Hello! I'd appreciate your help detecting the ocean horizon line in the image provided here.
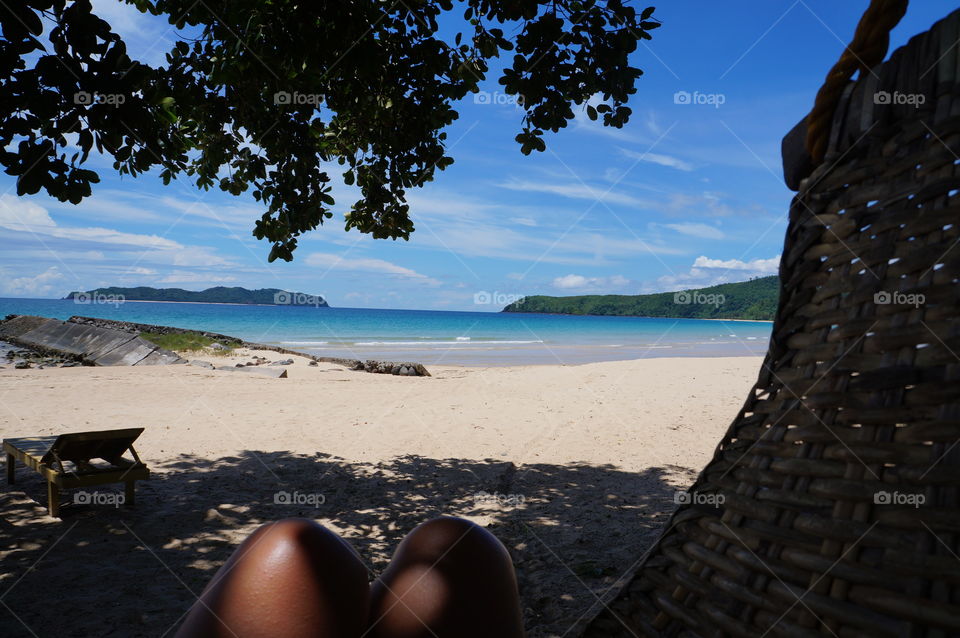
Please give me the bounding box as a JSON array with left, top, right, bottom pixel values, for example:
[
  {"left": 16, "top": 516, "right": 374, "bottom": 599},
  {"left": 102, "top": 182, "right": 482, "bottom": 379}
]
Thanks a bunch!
[
  {"left": 0, "top": 298, "right": 772, "bottom": 366},
  {"left": 0, "top": 295, "right": 774, "bottom": 323}
]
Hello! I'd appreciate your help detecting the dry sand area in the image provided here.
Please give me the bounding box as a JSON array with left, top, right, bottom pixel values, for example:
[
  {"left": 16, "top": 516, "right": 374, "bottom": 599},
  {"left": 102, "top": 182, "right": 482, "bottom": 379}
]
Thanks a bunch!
[{"left": 0, "top": 349, "right": 762, "bottom": 637}]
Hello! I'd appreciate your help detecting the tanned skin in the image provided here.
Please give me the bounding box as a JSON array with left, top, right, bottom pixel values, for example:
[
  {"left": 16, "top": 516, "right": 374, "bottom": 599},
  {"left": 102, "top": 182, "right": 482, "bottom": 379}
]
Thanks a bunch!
[{"left": 176, "top": 517, "right": 525, "bottom": 638}]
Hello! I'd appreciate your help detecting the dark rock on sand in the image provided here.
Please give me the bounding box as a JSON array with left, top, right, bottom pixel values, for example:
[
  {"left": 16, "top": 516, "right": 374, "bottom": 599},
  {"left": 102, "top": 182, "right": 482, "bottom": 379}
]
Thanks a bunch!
[{"left": 362, "top": 359, "right": 429, "bottom": 376}]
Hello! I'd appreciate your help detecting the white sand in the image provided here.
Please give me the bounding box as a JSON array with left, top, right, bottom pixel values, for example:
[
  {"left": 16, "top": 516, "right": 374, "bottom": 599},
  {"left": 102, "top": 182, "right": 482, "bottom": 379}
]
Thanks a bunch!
[{"left": 0, "top": 351, "right": 761, "bottom": 638}]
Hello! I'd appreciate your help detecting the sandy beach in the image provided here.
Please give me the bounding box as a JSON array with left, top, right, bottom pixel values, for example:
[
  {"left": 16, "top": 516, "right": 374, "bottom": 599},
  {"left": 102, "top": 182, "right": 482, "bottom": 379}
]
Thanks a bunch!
[{"left": 0, "top": 351, "right": 761, "bottom": 637}]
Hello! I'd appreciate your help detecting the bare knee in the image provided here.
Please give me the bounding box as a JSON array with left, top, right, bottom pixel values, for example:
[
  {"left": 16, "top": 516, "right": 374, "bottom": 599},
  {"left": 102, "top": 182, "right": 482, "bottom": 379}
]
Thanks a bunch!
[
  {"left": 236, "top": 517, "right": 368, "bottom": 598},
  {"left": 368, "top": 517, "right": 523, "bottom": 638},
  {"left": 249, "top": 517, "right": 364, "bottom": 565},
  {"left": 178, "top": 518, "right": 369, "bottom": 638},
  {"left": 393, "top": 516, "right": 513, "bottom": 569}
]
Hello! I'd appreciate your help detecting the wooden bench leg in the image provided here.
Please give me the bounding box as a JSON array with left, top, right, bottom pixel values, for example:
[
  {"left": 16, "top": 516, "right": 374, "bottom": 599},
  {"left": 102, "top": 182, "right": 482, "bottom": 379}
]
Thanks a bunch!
[
  {"left": 5, "top": 453, "right": 13, "bottom": 484},
  {"left": 125, "top": 480, "right": 135, "bottom": 507},
  {"left": 47, "top": 481, "right": 60, "bottom": 517}
]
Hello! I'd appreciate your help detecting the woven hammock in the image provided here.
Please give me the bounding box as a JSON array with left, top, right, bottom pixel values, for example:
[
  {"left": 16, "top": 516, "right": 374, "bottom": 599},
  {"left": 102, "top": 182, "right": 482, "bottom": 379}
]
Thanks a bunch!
[{"left": 583, "top": 5, "right": 960, "bottom": 637}]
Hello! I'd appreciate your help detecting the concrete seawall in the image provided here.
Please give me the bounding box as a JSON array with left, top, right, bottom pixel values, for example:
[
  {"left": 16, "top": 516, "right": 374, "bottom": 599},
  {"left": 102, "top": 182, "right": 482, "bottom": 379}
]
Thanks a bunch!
[
  {"left": 7, "top": 315, "right": 431, "bottom": 376},
  {"left": 0, "top": 315, "right": 185, "bottom": 366}
]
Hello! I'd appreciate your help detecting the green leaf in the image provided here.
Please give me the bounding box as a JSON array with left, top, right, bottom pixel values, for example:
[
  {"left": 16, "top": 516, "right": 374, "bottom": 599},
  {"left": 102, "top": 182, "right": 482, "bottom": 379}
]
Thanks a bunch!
[{"left": 0, "top": 0, "right": 657, "bottom": 261}]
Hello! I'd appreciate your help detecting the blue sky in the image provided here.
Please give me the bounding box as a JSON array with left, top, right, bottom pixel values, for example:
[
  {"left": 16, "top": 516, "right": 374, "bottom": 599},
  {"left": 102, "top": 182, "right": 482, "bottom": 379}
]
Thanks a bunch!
[{"left": 0, "top": 1, "right": 948, "bottom": 310}]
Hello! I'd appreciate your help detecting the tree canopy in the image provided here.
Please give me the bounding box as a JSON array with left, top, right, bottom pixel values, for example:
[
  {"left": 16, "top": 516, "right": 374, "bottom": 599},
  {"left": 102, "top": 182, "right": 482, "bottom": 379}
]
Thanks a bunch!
[
  {"left": 64, "top": 285, "right": 328, "bottom": 305},
  {"left": 1, "top": 0, "right": 660, "bottom": 260},
  {"left": 503, "top": 276, "right": 780, "bottom": 321}
]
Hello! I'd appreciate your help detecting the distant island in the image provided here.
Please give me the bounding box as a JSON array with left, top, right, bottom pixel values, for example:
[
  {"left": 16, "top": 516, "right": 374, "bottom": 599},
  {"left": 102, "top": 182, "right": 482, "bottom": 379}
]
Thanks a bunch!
[
  {"left": 64, "top": 286, "right": 329, "bottom": 307},
  {"left": 502, "top": 276, "right": 778, "bottom": 321}
]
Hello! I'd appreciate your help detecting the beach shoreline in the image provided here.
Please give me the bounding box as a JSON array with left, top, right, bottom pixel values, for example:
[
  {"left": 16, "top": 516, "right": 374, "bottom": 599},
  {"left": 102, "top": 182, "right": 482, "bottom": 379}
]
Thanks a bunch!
[
  {"left": 0, "top": 301, "right": 775, "bottom": 367},
  {"left": 0, "top": 352, "right": 760, "bottom": 637}
]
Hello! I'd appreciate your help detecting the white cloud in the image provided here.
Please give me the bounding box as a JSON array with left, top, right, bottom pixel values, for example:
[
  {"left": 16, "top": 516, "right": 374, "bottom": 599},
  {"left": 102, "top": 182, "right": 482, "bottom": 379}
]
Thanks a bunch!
[
  {"left": 554, "top": 274, "right": 589, "bottom": 289},
  {"left": 0, "top": 194, "right": 181, "bottom": 250},
  {"left": 660, "top": 222, "right": 725, "bottom": 240},
  {"left": 408, "top": 219, "right": 687, "bottom": 266},
  {"left": 158, "top": 272, "right": 239, "bottom": 284},
  {"left": 664, "top": 191, "right": 768, "bottom": 218},
  {"left": 511, "top": 217, "right": 537, "bottom": 227},
  {"left": 404, "top": 192, "right": 497, "bottom": 220},
  {"left": 89, "top": 0, "right": 175, "bottom": 67},
  {"left": 46, "top": 189, "right": 258, "bottom": 231},
  {"left": 172, "top": 251, "right": 235, "bottom": 267},
  {"left": 90, "top": 0, "right": 152, "bottom": 37},
  {"left": 644, "top": 110, "right": 664, "bottom": 137},
  {"left": 553, "top": 273, "right": 631, "bottom": 292},
  {"left": 0, "top": 195, "right": 243, "bottom": 297},
  {"left": 691, "top": 255, "right": 780, "bottom": 272},
  {"left": 305, "top": 252, "right": 441, "bottom": 285},
  {"left": 0, "top": 266, "right": 65, "bottom": 297},
  {"left": 621, "top": 148, "right": 694, "bottom": 172},
  {"left": 404, "top": 190, "right": 687, "bottom": 268},
  {"left": 496, "top": 178, "right": 654, "bottom": 209},
  {"left": 571, "top": 99, "right": 652, "bottom": 144},
  {"left": 0, "top": 196, "right": 56, "bottom": 230},
  {"left": 654, "top": 255, "right": 781, "bottom": 291},
  {"left": 603, "top": 167, "right": 622, "bottom": 183}
]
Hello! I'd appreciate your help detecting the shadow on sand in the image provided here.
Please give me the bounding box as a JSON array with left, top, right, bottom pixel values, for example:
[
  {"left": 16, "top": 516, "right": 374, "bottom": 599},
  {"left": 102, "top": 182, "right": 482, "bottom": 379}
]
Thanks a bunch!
[{"left": 0, "top": 452, "right": 694, "bottom": 637}]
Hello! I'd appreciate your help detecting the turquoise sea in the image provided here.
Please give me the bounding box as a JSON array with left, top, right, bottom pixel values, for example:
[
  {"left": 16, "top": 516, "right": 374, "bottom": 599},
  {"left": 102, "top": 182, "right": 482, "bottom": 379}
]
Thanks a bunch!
[{"left": 0, "top": 298, "right": 772, "bottom": 365}]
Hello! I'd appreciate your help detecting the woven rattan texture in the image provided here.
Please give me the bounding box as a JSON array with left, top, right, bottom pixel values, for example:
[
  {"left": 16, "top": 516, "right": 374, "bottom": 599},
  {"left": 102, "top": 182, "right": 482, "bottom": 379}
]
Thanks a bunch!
[{"left": 584, "top": 9, "right": 960, "bottom": 638}]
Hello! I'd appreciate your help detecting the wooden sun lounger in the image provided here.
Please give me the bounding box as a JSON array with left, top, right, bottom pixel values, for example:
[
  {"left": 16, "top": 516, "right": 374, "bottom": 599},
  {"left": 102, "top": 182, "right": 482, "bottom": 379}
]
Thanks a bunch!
[{"left": 4, "top": 428, "right": 149, "bottom": 517}]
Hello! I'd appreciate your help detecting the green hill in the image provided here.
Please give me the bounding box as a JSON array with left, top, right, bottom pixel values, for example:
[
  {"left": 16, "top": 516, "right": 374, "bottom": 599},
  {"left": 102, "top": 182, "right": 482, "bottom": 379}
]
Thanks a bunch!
[
  {"left": 64, "top": 286, "right": 329, "bottom": 307},
  {"left": 502, "top": 276, "right": 778, "bottom": 320}
]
